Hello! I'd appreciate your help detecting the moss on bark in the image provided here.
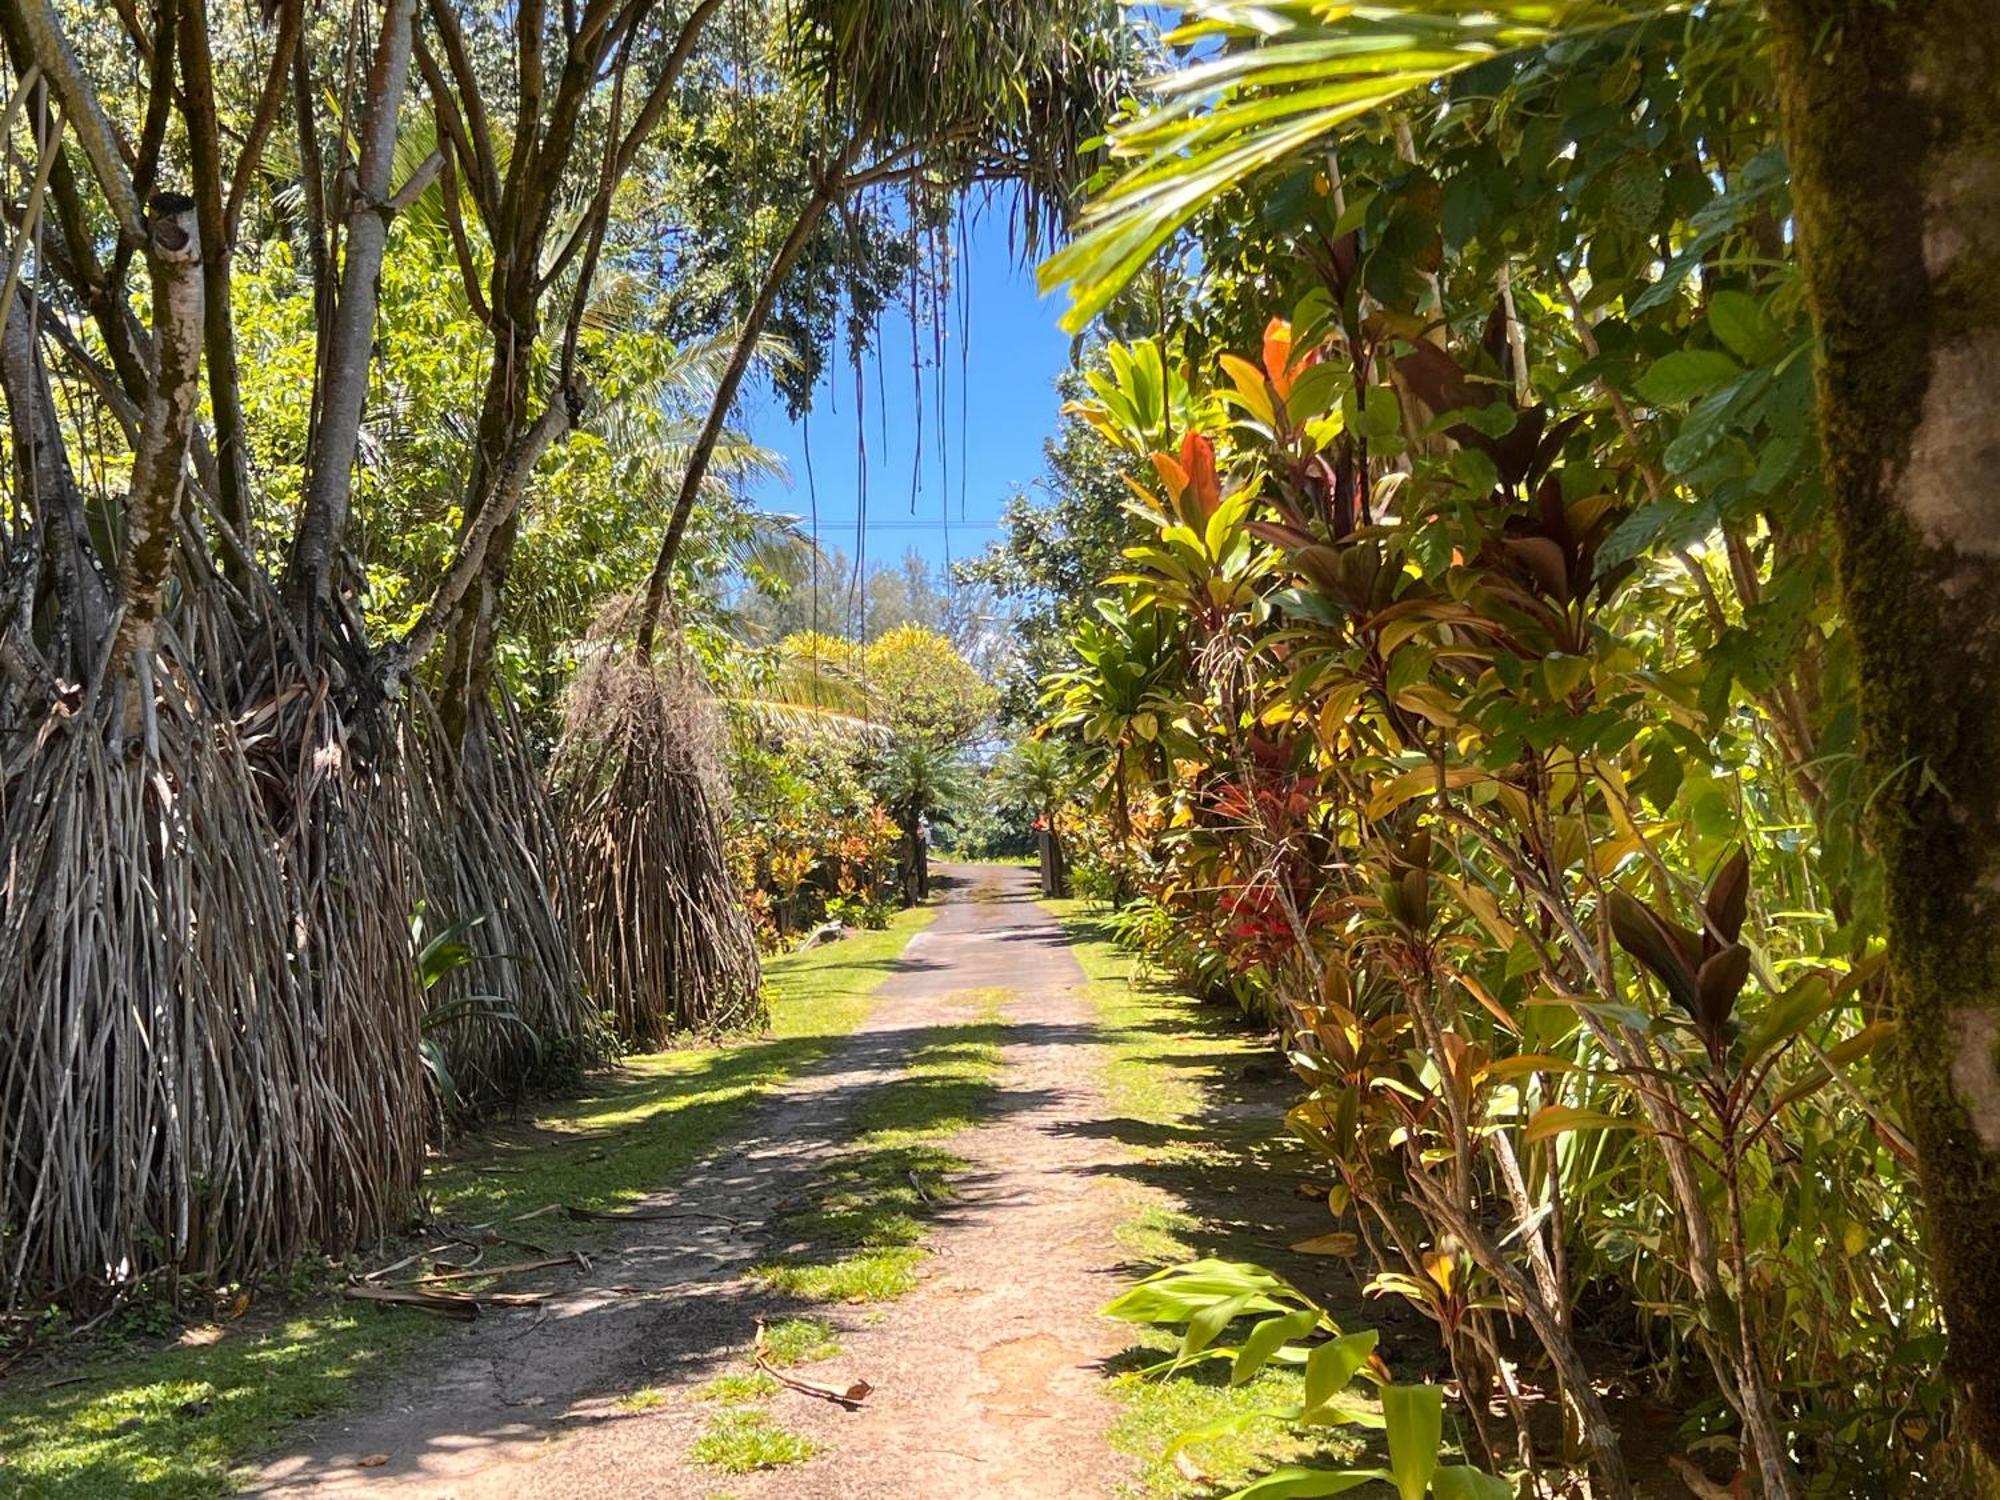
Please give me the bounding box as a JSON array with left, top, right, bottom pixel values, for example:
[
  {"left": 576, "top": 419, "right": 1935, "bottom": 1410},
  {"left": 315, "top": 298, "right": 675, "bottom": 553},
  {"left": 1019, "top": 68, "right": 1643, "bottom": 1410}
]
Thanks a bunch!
[{"left": 1768, "top": 0, "right": 2000, "bottom": 1472}]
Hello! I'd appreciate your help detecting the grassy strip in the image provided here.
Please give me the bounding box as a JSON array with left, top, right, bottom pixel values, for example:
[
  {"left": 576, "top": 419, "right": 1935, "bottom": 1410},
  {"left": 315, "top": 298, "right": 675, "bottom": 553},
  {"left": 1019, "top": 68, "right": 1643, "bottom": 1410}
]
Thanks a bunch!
[
  {"left": 1042, "top": 901, "right": 1368, "bottom": 1499},
  {"left": 0, "top": 908, "right": 936, "bottom": 1500},
  {"left": 750, "top": 990, "right": 1006, "bottom": 1305}
]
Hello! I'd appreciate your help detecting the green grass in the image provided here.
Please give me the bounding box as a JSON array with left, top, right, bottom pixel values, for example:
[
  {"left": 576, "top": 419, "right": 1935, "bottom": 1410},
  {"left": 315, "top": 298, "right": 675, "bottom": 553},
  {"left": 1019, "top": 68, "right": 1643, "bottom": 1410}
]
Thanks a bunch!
[
  {"left": 0, "top": 907, "right": 937, "bottom": 1500},
  {"left": 693, "top": 1371, "right": 780, "bottom": 1404},
  {"left": 688, "top": 1408, "right": 822, "bottom": 1473},
  {"left": 617, "top": 1386, "right": 670, "bottom": 1412},
  {"left": 429, "top": 906, "right": 943, "bottom": 1231},
  {"left": 1041, "top": 901, "right": 1371, "bottom": 1499},
  {"left": 757, "top": 1318, "right": 841, "bottom": 1366},
  {"left": 750, "top": 994, "right": 1006, "bottom": 1306},
  {"left": 0, "top": 1310, "right": 433, "bottom": 1500}
]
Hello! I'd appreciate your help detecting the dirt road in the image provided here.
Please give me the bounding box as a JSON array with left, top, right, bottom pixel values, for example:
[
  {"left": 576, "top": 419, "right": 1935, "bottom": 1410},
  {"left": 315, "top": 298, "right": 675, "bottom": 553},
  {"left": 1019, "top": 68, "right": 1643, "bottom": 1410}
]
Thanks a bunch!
[{"left": 253, "top": 864, "right": 1136, "bottom": 1499}]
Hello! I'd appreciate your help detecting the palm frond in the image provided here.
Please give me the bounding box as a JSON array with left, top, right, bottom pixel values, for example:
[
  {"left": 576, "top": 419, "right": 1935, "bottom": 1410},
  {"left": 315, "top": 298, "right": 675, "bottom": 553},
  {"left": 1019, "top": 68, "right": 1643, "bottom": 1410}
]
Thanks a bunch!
[{"left": 1042, "top": 0, "right": 1681, "bottom": 329}]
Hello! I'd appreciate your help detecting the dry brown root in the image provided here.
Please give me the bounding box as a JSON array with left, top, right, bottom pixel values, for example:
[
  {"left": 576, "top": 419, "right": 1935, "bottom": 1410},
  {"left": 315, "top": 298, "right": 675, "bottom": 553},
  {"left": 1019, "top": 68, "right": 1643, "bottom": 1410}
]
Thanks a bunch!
[{"left": 0, "top": 633, "right": 426, "bottom": 1310}]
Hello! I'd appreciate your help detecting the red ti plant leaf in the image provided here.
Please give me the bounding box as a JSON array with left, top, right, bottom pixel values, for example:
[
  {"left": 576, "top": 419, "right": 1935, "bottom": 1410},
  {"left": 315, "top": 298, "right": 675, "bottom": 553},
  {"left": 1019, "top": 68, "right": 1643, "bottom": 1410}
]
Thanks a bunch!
[
  {"left": 1501, "top": 536, "right": 1570, "bottom": 600},
  {"left": 1247, "top": 519, "right": 1319, "bottom": 553},
  {"left": 1694, "top": 941, "right": 1752, "bottom": 1056},
  {"left": 1703, "top": 846, "right": 1751, "bottom": 954},
  {"left": 1398, "top": 867, "right": 1431, "bottom": 935},
  {"left": 1608, "top": 889, "right": 1701, "bottom": 1017}
]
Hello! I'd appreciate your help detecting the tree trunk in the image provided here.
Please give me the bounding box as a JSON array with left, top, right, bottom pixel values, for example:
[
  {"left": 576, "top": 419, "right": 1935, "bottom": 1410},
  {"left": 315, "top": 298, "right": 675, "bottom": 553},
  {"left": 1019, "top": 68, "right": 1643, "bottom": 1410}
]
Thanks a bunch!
[
  {"left": 435, "top": 509, "right": 519, "bottom": 747},
  {"left": 394, "top": 388, "right": 573, "bottom": 686},
  {"left": 108, "top": 195, "right": 204, "bottom": 677},
  {"left": 286, "top": 0, "right": 418, "bottom": 619},
  {"left": 178, "top": 0, "right": 254, "bottom": 579},
  {"left": 1768, "top": 0, "right": 2000, "bottom": 1468},
  {"left": 0, "top": 252, "right": 109, "bottom": 669},
  {"left": 1037, "top": 826, "right": 1066, "bottom": 898},
  {"left": 900, "top": 825, "right": 921, "bottom": 908}
]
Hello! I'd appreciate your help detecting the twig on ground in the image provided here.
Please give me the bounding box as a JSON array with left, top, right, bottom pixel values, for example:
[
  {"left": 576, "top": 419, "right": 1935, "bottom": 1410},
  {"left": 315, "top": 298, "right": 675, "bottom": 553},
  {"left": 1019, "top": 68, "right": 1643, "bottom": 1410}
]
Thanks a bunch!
[
  {"left": 754, "top": 1353, "right": 874, "bottom": 1409},
  {"left": 404, "top": 1251, "right": 589, "bottom": 1286}
]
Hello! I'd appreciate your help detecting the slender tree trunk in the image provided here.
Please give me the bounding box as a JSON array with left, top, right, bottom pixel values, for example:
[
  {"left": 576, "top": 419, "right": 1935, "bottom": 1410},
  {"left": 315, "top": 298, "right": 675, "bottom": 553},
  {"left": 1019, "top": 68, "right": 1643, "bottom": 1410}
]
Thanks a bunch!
[
  {"left": 1768, "top": 0, "right": 2000, "bottom": 1471},
  {"left": 108, "top": 195, "right": 204, "bottom": 675},
  {"left": 5, "top": 0, "right": 144, "bottom": 244},
  {"left": 633, "top": 146, "right": 859, "bottom": 658},
  {"left": 394, "top": 389, "right": 573, "bottom": 681},
  {"left": 286, "top": 0, "right": 418, "bottom": 619},
  {"left": 433, "top": 348, "right": 525, "bottom": 741},
  {"left": 435, "top": 509, "right": 519, "bottom": 746},
  {"left": 178, "top": 0, "right": 254, "bottom": 577},
  {"left": 1037, "top": 825, "right": 1066, "bottom": 898},
  {"left": 0, "top": 252, "right": 108, "bottom": 668}
]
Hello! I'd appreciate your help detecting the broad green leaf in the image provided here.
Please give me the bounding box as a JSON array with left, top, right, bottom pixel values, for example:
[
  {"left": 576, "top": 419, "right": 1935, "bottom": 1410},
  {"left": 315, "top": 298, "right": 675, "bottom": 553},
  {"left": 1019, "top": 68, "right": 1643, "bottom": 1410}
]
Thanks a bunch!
[
  {"left": 1636, "top": 348, "right": 1742, "bottom": 405},
  {"left": 1304, "top": 1329, "right": 1378, "bottom": 1414},
  {"left": 1433, "top": 1467, "right": 1514, "bottom": 1500},
  {"left": 1383, "top": 1384, "right": 1443, "bottom": 1500},
  {"left": 1222, "top": 1465, "right": 1391, "bottom": 1499},
  {"left": 1182, "top": 1292, "right": 1256, "bottom": 1360},
  {"left": 1707, "top": 290, "right": 1783, "bottom": 365},
  {"left": 1740, "top": 975, "right": 1833, "bottom": 1068},
  {"left": 1232, "top": 1308, "right": 1322, "bottom": 1385}
]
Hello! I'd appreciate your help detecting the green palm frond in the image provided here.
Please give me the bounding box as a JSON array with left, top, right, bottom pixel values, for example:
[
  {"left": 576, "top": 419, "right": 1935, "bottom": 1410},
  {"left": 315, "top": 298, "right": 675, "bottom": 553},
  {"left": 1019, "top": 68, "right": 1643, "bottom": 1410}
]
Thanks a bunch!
[
  {"left": 1041, "top": 0, "right": 1680, "bottom": 330},
  {"left": 731, "top": 696, "right": 891, "bottom": 743}
]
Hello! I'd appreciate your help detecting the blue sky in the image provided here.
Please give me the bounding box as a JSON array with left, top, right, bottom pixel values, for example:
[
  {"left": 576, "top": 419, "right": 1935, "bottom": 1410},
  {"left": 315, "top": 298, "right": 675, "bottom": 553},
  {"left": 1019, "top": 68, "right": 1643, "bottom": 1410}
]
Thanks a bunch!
[{"left": 738, "top": 206, "right": 1076, "bottom": 573}]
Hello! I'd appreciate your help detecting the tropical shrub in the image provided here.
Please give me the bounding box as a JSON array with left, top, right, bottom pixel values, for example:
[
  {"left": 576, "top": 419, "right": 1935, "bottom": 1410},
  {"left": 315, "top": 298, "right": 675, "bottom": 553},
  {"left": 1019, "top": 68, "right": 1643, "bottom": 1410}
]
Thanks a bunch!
[{"left": 1031, "top": 9, "right": 1950, "bottom": 1480}]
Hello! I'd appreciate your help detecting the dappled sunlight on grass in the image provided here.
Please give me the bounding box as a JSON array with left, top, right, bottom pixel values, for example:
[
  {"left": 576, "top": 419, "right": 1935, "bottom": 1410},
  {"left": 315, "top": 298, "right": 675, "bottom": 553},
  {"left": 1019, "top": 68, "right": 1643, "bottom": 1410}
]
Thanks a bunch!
[
  {"left": 750, "top": 995, "right": 1007, "bottom": 1306},
  {"left": 0, "top": 1308, "right": 431, "bottom": 1499},
  {"left": 0, "top": 906, "right": 938, "bottom": 1499},
  {"left": 432, "top": 906, "right": 941, "bottom": 1230},
  {"left": 1042, "top": 900, "right": 1382, "bottom": 1499}
]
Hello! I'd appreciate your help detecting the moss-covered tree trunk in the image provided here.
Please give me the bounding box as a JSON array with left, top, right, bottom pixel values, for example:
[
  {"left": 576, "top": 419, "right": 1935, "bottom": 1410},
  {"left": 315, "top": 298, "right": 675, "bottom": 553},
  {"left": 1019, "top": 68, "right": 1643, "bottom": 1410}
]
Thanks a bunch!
[{"left": 1768, "top": 0, "right": 2000, "bottom": 1468}]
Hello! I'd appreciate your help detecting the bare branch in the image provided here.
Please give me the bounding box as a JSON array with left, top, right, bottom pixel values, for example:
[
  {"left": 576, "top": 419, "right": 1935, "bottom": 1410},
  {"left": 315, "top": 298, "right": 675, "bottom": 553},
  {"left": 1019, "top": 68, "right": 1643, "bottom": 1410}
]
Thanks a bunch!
[
  {"left": 5, "top": 0, "right": 145, "bottom": 243},
  {"left": 224, "top": 0, "right": 303, "bottom": 243}
]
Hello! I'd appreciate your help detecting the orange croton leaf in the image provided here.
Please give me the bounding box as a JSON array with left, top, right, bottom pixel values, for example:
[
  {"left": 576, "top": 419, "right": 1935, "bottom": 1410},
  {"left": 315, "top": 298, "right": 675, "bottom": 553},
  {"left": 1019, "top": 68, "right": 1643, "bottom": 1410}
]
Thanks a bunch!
[
  {"left": 1262, "top": 317, "right": 1322, "bottom": 406},
  {"left": 1263, "top": 318, "right": 1295, "bottom": 399},
  {"left": 1180, "top": 430, "right": 1221, "bottom": 517},
  {"left": 1150, "top": 449, "right": 1190, "bottom": 501}
]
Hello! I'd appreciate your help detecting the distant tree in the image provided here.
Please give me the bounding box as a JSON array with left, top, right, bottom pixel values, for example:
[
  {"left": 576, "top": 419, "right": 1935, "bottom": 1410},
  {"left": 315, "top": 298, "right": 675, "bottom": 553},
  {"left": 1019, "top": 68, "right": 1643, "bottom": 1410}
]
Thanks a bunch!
[
  {"left": 872, "top": 739, "right": 968, "bottom": 903},
  {"left": 863, "top": 624, "right": 998, "bottom": 750},
  {"left": 996, "top": 738, "right": 1075, "bottom": 896},
  {"left": 740, "top": 546, "right": 1013, "bottom": 673}
]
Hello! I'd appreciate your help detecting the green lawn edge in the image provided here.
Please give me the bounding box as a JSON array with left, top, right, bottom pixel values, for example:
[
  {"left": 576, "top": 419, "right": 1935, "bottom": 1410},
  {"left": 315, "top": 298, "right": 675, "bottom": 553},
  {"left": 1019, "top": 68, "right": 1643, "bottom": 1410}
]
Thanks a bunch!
[{"left": 1040, "top": 899, "right": 1370, "bottom": 1499}]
